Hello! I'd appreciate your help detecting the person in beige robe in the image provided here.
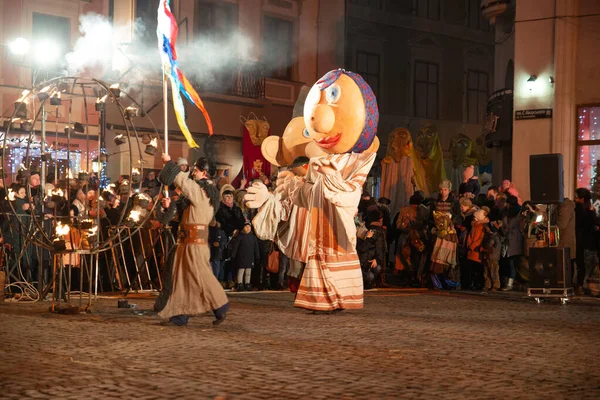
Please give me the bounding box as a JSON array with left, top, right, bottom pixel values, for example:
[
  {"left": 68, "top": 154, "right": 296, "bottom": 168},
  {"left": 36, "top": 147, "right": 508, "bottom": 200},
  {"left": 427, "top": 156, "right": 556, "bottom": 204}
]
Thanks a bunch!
[{"left": 157, "top": 154, "right": 229, "bottom": 326}]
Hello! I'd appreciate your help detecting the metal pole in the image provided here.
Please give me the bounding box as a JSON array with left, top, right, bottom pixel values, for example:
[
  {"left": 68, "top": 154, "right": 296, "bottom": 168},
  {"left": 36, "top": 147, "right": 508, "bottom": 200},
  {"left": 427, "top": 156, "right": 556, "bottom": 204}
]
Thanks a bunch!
[{"left": 163, "top": 70, "right": 169, "bottom": 155}]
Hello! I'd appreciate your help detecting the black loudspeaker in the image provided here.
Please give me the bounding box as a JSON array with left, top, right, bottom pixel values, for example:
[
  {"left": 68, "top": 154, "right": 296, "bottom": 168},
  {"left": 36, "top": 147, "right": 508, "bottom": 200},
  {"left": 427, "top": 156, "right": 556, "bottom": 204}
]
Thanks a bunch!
[
  {"left": 529, "top": 154, "right": 564, "bottom": 204},
  {"left": 529, "top": 247, "right": 572, "bottom": 289}
]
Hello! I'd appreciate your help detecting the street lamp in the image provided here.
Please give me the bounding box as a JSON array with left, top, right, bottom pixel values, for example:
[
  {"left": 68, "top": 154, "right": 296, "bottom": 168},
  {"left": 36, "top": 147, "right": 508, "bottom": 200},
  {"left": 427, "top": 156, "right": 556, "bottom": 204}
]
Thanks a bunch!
[
  {"left": 526, "top": 75, "right": 537, "bottom": 92},
  {"left": 32, "top": 40, "right": 61, "bottom": 67},
  {"left": 7, "top": 37, "right": 30, "bottom": 56}
]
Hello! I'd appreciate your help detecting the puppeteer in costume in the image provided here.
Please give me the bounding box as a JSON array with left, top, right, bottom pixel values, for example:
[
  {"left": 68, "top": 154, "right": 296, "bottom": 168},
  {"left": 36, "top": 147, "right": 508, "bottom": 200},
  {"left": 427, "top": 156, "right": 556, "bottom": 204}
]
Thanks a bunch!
[
  {"left": 157, "top": 156, "right": 229, "bottom": 326},
  {"left": 247, "top": 86, "right": 322, "bottom": 292},
  {"left": 271, "top": 69, "right": 379, "bottom": 311},
  {"left": 380, "top": 128, "right": 415, "bottom": 219}
]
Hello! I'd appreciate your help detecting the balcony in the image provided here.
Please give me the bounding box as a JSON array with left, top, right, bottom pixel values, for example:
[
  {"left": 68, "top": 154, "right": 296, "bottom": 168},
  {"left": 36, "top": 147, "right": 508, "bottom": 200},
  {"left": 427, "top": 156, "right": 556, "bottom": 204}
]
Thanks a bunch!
[
  {"left": 188, "top": 59, "right": 265, "bottom": 100},
  {"left": 481, "top": 0, "right": 512, "bottom": 24}
]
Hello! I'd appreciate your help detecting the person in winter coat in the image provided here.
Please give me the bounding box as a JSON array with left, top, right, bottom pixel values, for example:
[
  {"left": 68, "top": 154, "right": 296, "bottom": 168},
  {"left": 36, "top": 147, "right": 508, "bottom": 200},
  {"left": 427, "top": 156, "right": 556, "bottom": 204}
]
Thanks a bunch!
[
  {"left": 208, "top": 218, "right": 228, "bottom": 281},
  {"left": 556, "top": 197, "right": 576, "bottom": 285},
  {"left": 574, "top": 188, "right": 600, "bottom": 294},
  {"left": 464, "top": 208, "right": 488, "bottom": 290},
  {"left": 230, "top": 222, "right": 260, "bottom": 291},
  {"left": 357, "top": 207, "right": 387, "bottom": 289},
  {"left": 500, "top": 195, "right": 524, "bottom": 291},
  {"left": 215, "top": 189, "right": 246, "bottom": 289},
  {"left": 459, "top": 165, "right": 480, "bottom": 199},
  {"left": 482, "top": 221, "right": 502, "bottom": 291}
]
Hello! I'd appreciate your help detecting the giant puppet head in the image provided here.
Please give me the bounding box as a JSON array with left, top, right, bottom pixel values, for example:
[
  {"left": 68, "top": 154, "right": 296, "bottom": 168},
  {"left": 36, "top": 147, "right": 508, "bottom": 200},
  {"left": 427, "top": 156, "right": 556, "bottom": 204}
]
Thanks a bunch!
[
  {"left": 385, "top": 128, "right": 413, "bottom": 163},
  {"left": 303, "top": 69, "right": 379, "bottom": 154}
]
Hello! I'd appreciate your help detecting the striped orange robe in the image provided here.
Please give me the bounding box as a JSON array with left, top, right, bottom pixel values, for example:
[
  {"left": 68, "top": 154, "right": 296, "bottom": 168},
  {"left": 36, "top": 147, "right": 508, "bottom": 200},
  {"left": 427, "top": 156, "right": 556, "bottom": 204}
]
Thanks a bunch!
[{"left": 287, "top": 151, "right": 376, "bottom": 311}]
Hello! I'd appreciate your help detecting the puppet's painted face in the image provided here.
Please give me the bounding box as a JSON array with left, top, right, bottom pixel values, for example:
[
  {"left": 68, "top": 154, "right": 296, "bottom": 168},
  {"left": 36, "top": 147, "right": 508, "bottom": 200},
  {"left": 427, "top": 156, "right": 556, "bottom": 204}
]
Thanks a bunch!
[
  {"left": 245, "top": 119, "right": 269, "bottom": 146},
  {"left": 414, "top": 125, "right": 438, "bottom": 159},
  {"left": 387, "top": 128, "right": 412, "bottom": 162},
  {"left": 303, "top": 74, "right": 366, "bottom": 154},
  {"left": 450, "top": 134, "right": 472, "bottom": 167}
]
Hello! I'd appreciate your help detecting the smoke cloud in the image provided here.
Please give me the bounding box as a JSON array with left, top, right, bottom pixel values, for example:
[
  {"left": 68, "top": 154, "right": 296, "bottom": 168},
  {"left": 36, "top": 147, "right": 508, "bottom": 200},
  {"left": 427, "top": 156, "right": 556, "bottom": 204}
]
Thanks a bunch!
[{"left": 64, "top": 12, "right": 255, "bottom": 92}]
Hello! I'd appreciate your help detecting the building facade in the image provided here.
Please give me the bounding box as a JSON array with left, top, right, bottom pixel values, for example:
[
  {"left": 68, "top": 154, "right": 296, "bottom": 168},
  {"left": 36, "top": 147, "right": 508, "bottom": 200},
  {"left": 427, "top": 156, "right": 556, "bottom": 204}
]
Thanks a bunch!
[
  {"left": 344, "top": 0, "right": 495, "bottom": 169},
  {"left": 0, "top": 0, "right": 345, "bottom": 182},
  {"left": 483, "top": 0, "right": 600, "bottom": 201}
]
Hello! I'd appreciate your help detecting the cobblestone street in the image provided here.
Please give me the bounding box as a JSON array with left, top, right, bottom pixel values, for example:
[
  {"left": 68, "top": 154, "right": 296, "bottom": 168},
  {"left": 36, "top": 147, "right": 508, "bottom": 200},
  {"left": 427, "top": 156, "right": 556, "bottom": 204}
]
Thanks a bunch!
[{"left": 1, "top": 289, "right": 599, "bottom": 399}]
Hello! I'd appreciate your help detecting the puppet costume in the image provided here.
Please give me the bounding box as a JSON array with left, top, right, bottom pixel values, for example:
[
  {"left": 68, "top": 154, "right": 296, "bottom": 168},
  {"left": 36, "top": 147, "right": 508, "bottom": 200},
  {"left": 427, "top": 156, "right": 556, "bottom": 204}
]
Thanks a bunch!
[
  {"left": 157, "top": 162, "right": 229, "bottom": 322},
  {"left": 413, "top": 125, "right": 446, "bottom": 197},
  {"left": 282, "top": 152, "right": 375, "bottom": 310},
  {"left": 380, "top": 128, "right": 416, "bottom": 219}
]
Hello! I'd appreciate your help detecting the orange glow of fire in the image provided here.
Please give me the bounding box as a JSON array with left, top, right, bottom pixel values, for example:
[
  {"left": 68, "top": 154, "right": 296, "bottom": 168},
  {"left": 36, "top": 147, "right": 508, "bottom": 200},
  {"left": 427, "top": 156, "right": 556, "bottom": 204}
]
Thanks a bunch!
[{"left": 55, "top": 222, "right": 70, "bottom": 237}]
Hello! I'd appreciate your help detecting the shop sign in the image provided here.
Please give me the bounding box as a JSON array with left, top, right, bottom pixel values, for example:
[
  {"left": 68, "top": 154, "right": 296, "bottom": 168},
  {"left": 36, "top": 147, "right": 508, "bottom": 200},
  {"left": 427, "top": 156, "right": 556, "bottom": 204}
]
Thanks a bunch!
[{"left": 515, "top": 109, "right": 553, "bottom": 120}]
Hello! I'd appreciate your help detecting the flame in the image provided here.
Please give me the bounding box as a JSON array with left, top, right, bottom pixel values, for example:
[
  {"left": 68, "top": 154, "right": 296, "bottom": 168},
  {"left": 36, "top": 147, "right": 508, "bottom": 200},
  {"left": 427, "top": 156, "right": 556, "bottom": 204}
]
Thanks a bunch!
[
  {"left": 47, "top": 189, "right": 52, "bottom": 197},
  {"left": 17, "top": 90, "right": 30, "bottom": 103},
  {"left": 52, "top": 188, "right": 64, "bottom": 197},
  {"left": 88, "top": 225, "right": 98, "bottom": 236},
  {"left": 110, "top": 83, "right": 120, "bottom": 89},
  {"left": 7, "top": 188, "right": 15, "bottom": 201},
  {"left": 19, "top": 163, "right": 25, "bottom": 170},
  {"left": 149, "top": 137, "right": 158, "bottom": 147},
  {"left": 129, "top": 209, "right": 141, "bottom": 222},
  {"left": 96, "top": 94, "right": 108, "bottom": 104},
  {"left": 55, "top": 222, "right": 70, "bottom": 236},
  {"left": 138, "top": 192, "right": 150, "bottom": 201},
  {"left": 132, "top": 168, "right": 140, "bottom": 175}
]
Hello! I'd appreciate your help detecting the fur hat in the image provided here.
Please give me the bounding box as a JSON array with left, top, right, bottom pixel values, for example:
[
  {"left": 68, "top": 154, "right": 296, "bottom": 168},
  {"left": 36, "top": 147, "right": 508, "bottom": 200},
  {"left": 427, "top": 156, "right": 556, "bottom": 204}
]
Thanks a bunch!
[
  {"left": 177, "top": 157, "right": 188, "bottom": 166},
  {"left": 439, "top": 180, "right": 452, "bottom": 190}
]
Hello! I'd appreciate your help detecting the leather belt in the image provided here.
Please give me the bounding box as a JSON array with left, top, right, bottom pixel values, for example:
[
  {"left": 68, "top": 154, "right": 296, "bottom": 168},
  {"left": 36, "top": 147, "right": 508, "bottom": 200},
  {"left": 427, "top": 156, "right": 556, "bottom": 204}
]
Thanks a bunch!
[{"left": 178, "top": 223, "right": 209, "bottom": 245}]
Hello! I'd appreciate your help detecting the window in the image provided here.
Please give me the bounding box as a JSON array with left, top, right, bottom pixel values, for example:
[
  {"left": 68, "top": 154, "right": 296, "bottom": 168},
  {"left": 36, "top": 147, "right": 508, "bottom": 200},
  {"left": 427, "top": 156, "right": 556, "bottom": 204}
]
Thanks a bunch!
[
  {"left": 31, "top": 13, "right": 70, "bottom": 75},
  {"left": 414, "top": 61, "right": 438, "bottom": 118},
  {"left": 467, "top": 70, "right": 488, "bottom": 124},
  {"left": 263, "top": 16, "right": 294, "bottom": 80},
  {"left": 467, "top": 0, "right": 490, "bottom": 31},
  {"left": 356, "top": 51, "right": 380, "bottom": 99},
  {"left": 348, "top": 0, "right": 383, "bottom": 9},
  {"left": 195, "top": 0, "right": 238, "bottom": 41},
  {"left": 576, "top": 106, "right": 600, "bottom": 189},
  {"left": 415, "top": 0, "right": 440, "bottom": 20},
  {"left": 135, "top": 0, "right": 159, "bottom": 45}
]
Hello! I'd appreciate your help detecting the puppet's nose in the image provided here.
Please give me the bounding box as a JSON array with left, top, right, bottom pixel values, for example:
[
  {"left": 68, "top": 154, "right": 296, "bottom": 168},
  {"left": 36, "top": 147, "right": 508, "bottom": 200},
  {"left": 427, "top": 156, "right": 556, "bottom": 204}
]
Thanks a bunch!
[{"left": 310, "top": 104, "right": 335, "bottom": 133}]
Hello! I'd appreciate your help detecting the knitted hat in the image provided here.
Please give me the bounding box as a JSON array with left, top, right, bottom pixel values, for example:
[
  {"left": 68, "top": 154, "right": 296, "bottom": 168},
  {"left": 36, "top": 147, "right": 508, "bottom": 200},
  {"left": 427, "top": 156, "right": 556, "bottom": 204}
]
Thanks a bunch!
[
  {"left": 177, "top": 157, "right": 188, "bottom": 166},
  {"left": 474, "top": 209, "right": 487, "bottom": 222},
  {"left": 315, "top": 69, "right": 378, "bottom": 153},
  {"left": 439, "top": 180, "right": 452, "bottom": 190}
]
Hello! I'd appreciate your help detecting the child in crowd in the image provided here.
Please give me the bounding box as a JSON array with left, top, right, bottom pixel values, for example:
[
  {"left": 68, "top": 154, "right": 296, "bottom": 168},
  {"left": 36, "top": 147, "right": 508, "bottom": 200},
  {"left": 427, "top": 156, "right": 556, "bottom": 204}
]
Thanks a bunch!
[
  {"left": 483, "top": 220, "right": 502, "bottom": 291},
  {"left": 230, "top": 222, "right": 260, "bottom": 291},
  {"left": 208, "top": 218, "right": 227, "bottom": 282},
  {"left": 464, "top": 208, "right": 489, "bottom": 290}
]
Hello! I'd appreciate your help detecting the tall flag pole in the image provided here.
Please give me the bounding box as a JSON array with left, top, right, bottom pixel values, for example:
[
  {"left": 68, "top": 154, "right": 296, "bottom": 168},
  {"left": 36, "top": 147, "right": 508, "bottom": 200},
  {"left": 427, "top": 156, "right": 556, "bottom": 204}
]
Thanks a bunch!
[{"left": 157, "top": 0, "right": 213, "bottom": 151}]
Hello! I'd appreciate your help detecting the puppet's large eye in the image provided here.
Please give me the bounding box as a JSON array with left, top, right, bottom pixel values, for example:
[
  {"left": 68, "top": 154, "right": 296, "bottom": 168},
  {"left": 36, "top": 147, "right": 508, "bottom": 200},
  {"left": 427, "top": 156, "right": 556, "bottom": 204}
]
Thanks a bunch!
[
  {"left": 325, "top": 84, "right": 341, "bottom": 104},
  {"left": 302, "top": 128, "right": 310, "bottom": 138}
]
